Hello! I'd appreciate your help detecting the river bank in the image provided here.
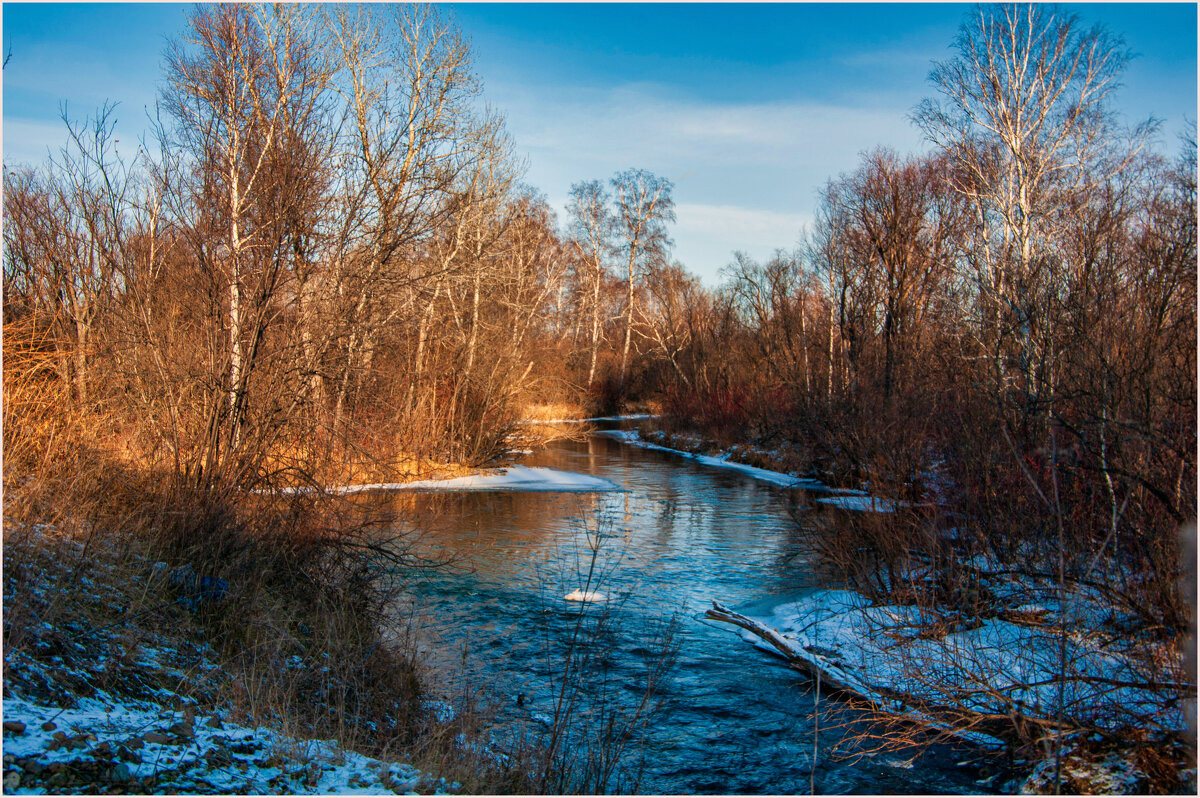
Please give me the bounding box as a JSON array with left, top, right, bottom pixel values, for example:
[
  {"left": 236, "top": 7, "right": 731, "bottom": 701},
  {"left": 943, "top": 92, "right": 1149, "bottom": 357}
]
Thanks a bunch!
[
  {"left": 7, "top": 418, "right": 1190, "bottom": 795},
  {"left": 1, "top": 524, "right": 484, "bottom": 795},
  {"left": 601, "top": 421, "right": 1194, "bottom": 793},
  {"left": 0, "top": 445, "right": 558, "bottom": 798}
]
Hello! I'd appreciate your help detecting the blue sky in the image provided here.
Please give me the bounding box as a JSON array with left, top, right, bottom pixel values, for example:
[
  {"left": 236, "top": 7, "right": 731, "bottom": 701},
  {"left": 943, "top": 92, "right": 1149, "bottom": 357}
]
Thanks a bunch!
[{"left": 4, "top": 2, "right": 1195, "bottom": 284}]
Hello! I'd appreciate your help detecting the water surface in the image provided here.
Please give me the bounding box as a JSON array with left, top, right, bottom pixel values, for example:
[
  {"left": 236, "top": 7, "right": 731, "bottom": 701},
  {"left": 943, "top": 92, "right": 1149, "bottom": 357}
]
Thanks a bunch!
[{"left": 377, "top": 431, "right": 1000, "bottom": 794}]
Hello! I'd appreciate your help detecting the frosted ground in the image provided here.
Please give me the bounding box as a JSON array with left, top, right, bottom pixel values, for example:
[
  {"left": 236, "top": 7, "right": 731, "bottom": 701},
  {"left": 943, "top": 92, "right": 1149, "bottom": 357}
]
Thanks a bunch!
[
  {"left": 590, "top": 426, "right": 1192, "bottom": 791},
  {"left": 1, "top": 529, "right": 466, "bottom": 795}
]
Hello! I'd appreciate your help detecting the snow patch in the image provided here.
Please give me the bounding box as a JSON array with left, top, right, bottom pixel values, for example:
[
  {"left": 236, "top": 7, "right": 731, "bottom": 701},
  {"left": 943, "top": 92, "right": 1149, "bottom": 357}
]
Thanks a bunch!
[
  {"left": 815, "top": 495, "right": 905, "bottom": 513},
  {"left": 564, "top": 589, "right": 608, "bottom": 603},
  {"left": 720, "top": 585, "right": 1187, "bottom": 744},
  {"left": 287, "top": 466, "right": 622, "bottom": 495}
]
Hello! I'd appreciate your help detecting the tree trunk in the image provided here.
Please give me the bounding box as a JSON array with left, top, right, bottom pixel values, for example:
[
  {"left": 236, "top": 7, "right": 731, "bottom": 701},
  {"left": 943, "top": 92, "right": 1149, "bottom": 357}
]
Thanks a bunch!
[
  {"left": 227, "top": 131, "right": 245, "bottom": 453},
  {"left": 588, "top": 264, "right": 602, "bottom": 386},
  {"left": 620, "top": 247, "right": 637, "bottom": 388}
]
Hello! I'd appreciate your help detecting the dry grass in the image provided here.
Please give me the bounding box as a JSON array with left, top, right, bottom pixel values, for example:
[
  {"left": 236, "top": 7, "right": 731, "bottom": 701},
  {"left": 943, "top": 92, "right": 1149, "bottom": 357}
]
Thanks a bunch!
[
  {"left": 260, "top": 438, "right": 479, "bottom": 490},
  {"left": 1, "top": 321, "right": 542, "bottom": 793},
  {"left": 519, "top": 401, "right": 588, "bottom": 422},
  {"left": 505, "top": 400, "right": 592, "bottom": 451}
]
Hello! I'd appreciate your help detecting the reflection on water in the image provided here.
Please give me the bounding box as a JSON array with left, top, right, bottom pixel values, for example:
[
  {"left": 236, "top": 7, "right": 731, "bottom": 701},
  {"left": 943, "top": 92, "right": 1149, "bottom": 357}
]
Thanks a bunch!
[{"left": 368, "top": 433, "right": 996, "bottom": 794}]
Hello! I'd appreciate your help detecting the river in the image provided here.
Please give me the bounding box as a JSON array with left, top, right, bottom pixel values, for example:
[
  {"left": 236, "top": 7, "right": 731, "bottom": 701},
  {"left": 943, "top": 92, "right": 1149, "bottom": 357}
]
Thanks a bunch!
[{"left": 373, "top": 428, "right": 1004, "bottom": 794}]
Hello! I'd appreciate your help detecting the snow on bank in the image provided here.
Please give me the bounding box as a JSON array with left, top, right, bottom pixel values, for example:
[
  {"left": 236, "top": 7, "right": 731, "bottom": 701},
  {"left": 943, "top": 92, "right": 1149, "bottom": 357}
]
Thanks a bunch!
[
  {"left": 815, "top": 495, "right": 906, "bottom": 513},
  {"left": 2, "top": 527, "right": 467, "bottom": 795},
  {"left": 595, "top": 429, "right": 883, "bottom": 500},
  {"left": 286, "top": 466, "right": 622, "bottom": 496},
  {"left": 594, "top": 429, "right": 813, "bottom": 488},
  {"left": 720, "top": 585, "right": 1187, "bottom": 746},
  {"left": 1, "top": 688, "right": 452, "bottom": 795}
]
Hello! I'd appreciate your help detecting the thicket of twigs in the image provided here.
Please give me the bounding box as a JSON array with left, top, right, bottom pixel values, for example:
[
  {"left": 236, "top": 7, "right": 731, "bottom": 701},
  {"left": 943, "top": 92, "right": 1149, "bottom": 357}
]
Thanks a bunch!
[
  {"left": 646, "top": 4, "right": 1196, "bottom": 782},
  {"left": 0, "top": 4, "right": 675, "bottom": 792},
  {"left": 652, "top": 2, "right": 1195, "bottom": 644}
]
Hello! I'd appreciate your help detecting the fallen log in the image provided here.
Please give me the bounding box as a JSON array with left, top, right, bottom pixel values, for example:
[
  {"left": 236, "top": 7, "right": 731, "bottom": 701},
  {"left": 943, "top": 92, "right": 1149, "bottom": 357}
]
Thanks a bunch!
[
  {"left": 704, "top": 600, "right": 1063, "bottom": 746},
  {"left": 704, "top": 601, "right": 864, "bottom": 695}
]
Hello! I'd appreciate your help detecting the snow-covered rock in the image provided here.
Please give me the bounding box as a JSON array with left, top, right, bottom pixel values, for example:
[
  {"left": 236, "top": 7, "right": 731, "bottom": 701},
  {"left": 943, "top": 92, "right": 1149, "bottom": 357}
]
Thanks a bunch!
[{"left": 563, "top": 589, "right": 608, "bottom": 603}]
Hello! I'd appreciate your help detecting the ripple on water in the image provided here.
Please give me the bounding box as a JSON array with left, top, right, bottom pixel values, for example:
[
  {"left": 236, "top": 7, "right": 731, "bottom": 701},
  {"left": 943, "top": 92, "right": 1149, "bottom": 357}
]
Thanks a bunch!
[{"left": 383, "top": 435, "right": 1006, "bottom": 795}]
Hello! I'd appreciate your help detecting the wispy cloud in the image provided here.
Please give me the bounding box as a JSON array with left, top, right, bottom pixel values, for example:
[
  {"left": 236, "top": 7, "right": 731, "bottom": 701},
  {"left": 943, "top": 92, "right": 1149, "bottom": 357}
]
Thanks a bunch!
[
  {"left": 3, "top": 116, "right": 157, "bottom": 170},
  {"left": 492, "top": 81, "right": 927, "bottom": 282},
  {"left": 673, "top": 203, "right": 814, "bottom": 282},
  {"left": 2, "top": 118, "right": 74, "bottom": 167},
  {"left": 504, "top": 83, "right": 926, "bottom": 172}
]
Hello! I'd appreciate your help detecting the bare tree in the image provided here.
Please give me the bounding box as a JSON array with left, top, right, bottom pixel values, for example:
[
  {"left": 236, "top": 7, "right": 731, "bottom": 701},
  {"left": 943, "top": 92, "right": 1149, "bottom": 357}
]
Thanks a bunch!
[
  {"left": 639, "top": 260, "right": 702, "bottom": 389},
  {"left": 2, "top": 102, "right": 144, "bottom": 407},
  {"left": 324, "top": 3, "right": 488, "bottom": 434},
  {"left": 913, "top": 3, "right": 1154, "bottom": 404},
  {"left": 836, "top": 149, "right": 966, "bottom": 400},
  {"left": 159, "top": 3, "right": 335, "bottom": 483},
  {"left": 611, "top": 169, "right": 674, "bottom": 390},
  {"left": 567, "top": 180, "right": 615, "bottom": 387}
]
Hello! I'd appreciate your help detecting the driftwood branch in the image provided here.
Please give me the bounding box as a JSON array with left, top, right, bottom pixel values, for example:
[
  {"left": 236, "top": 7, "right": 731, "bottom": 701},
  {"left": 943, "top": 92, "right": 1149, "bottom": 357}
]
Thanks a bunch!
[
  {"left": 705, "top": 601, "right": 861, "bottom": 694},
  {"left": 704, "top": 600, "right": 1066, "bottom": 745}
]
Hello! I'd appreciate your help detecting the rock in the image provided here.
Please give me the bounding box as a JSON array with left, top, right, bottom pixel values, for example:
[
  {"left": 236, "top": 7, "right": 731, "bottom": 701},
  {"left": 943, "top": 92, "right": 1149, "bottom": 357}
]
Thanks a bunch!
[
  {"left": 2, "top": 721, "right": 26, "bottom": 735},
  {"left": 40, "top": 721, "right": 56, "bottom": 732},
  {"left": 143, "top": 732, "right": 173, "bottom": 745},
  {"left": 390, "top": 774, "right": 423, "bottom": 792},
  {"left": 3, "top": 771, "right": 20, "bottom": 791},
  {"left": 204, "top": 715, "right": 223, "bottom": 730},
  {"left": 167, "top": 721, "right": 194, "bottom": 739},
  {"left": 110, "top": 762, "right": 131, "bottom": 782},
  {"left": 229, "top": 740, "right": 261, "bottom": 755},
  {"left": 204, "top": 748, "right": 233, "bottom": 768}
]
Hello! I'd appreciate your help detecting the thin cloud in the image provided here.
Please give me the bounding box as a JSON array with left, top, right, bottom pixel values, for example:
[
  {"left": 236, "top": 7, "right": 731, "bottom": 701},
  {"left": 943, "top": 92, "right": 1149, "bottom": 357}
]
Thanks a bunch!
[
  {"left": 2, "top": 118, "right": 74, "bottom": 167},
  {"left": 673, "top": 203, "right": 813, "bottom": 283},
  {"left": 494, "top": 82, "right": 925, "bottom": 282},
  {"left": 500, "top": 82, "right": 927, "bottom": 172},
  {"left": 675, "top": 203, "right": 811, "bottom": 245}
]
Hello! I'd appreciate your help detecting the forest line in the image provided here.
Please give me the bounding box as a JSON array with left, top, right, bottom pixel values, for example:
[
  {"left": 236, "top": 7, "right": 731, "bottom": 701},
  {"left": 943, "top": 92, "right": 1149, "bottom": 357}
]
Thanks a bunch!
[
  {"left": 2, "top": 3, "right": 1194, "bottom": 787},
  {"left": 4, "top": 0, "right": 1194, "bottom": 672}
]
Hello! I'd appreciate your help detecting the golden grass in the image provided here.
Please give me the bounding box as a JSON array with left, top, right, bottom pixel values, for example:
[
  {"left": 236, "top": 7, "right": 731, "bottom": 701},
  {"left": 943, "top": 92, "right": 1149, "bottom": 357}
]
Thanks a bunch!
[
  {"left": 520, "top": 401, "right": 588, "bottom": 422},
  {"left": 260, "top": 440, "right": 479, "bottom": 490}
]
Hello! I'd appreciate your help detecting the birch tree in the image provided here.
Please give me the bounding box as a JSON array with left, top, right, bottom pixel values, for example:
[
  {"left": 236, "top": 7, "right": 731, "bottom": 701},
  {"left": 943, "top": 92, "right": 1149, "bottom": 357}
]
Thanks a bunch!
[
  {"left": 567, "top": 179, "right": 615, "bottom": 387},
  {"left": 611, "top": 169, "right": 674, "bottom": 389},
  {"left": 913, "top": 2, "right": 1153, "bottom": 404},
  {"left": 160, "top": 3, "right": 335, "bottom": 481}
]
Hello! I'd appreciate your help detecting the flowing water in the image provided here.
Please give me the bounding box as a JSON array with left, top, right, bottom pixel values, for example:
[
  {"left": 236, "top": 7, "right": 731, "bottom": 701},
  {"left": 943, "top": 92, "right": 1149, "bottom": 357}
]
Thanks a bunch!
[{"left": 374, "top": 429, "right": 1003, "bottom": 794}]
